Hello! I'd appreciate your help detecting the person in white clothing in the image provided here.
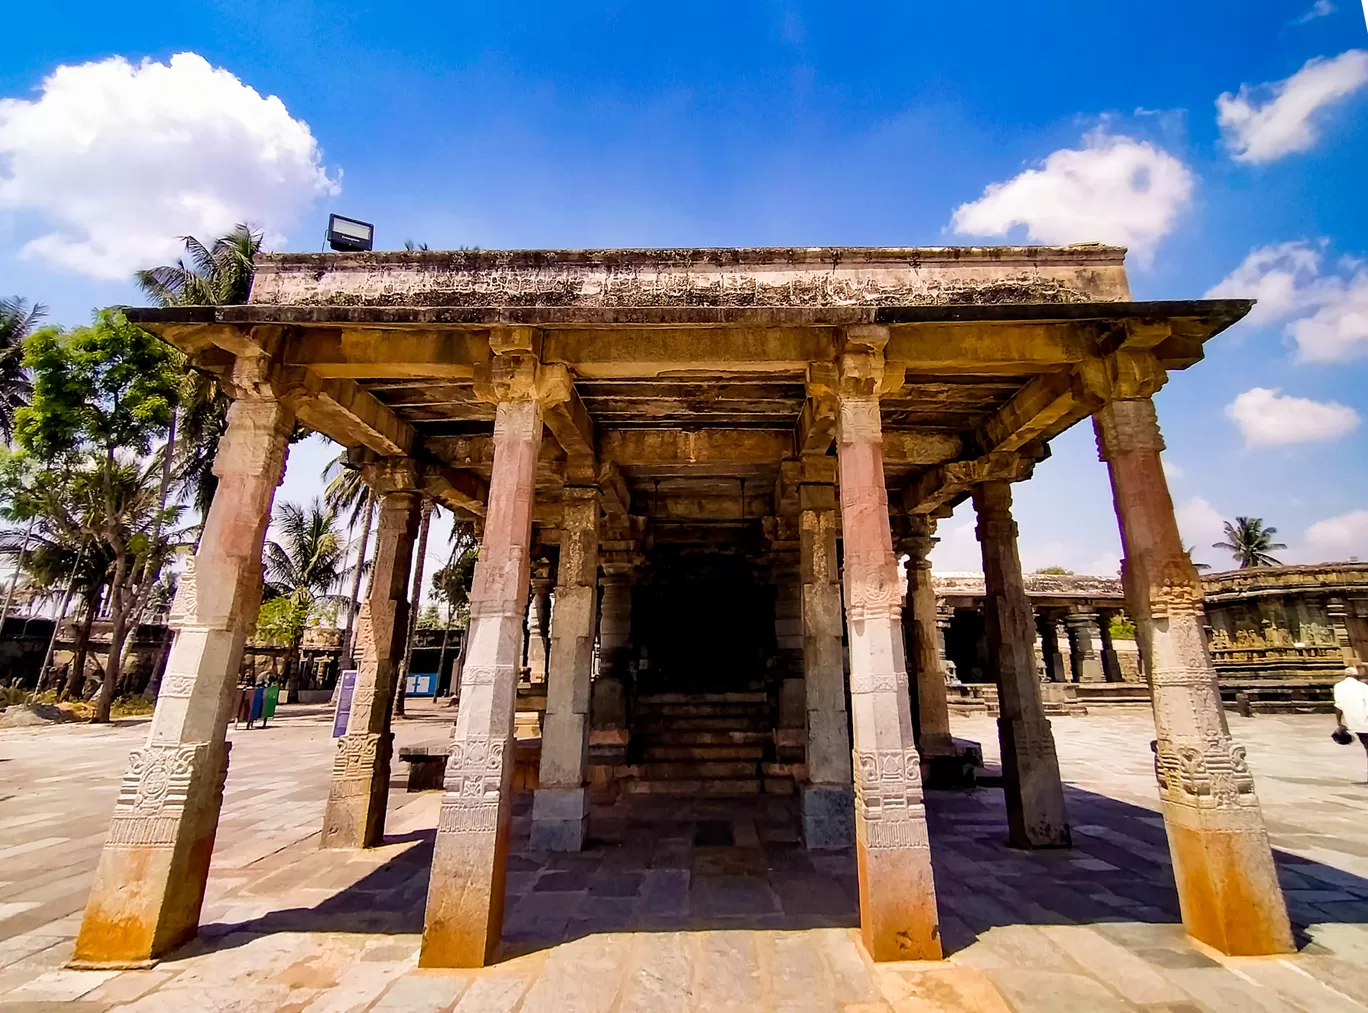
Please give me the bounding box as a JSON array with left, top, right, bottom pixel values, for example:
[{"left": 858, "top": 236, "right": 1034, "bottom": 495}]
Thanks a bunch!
[{"left": 1333, "top": 666, "right": 1368, "bottom": 782}]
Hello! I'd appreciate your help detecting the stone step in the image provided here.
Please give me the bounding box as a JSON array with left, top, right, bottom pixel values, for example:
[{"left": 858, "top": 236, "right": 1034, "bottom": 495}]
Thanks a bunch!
[
  {"left": 623, "top": 778, "right": 763, "bottom": 796},
  {"left": 634, "top": 716, "right": 769, "bottom": 732},
  {"left": 641, "top": 729, "right": 771, "bottom": 746},
  {"left": 636, "top": 692, "right": 768, "bottom": 705},
  {"left": 640, "top": 744, "right": 767, "bottom": 761},
  {"left": 633, "top": 702, "right": 769, "bottom": 718},
  {"left": 638, "top": 760, "right": 761, "bottom": 780}
]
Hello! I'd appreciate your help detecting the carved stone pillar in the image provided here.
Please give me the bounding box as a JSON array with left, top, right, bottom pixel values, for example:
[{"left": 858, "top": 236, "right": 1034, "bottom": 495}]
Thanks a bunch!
[
  {"left": 974, "top": 481, "right": 1071, "bottom": 849},
  {"left": 590, "top": 568, "right": 632, "bottom": 730},
  {"left": 1098, "top": 608, "right": 1124, "bottom": 683},
  {"left": 835, "top": 334, "right": 941, "bottom": 961},
  {"left": 74, "top": 393, "right": 294, "bottom": 965},
  {"left": 936, "top": 607, "right": 959, "bottom": 685},
  {"left": 527, "top": 568, "right": 553, "bottom": 684},
  {"left": 321, "top": 465, "right": 420, "bottom": 848},
  {"left": 532, "top": 484, "right": 600, "bottom": 851},
  {"left": 1036, "top": 613, "right": 1066, "bottom": 683},
  {"left": 1096, "top": 396, "right": 1292, "bottom": 955},
  {"left": 421, "top": 395, "right": 543, "bottom": 968},
  {"left": 798, "top": 461, "right": 853, "bottom": 849},
  {"left": 1065, "top": 610, "right": 1106, "bottom": 682},
  {"left": 903, "top": 517, "right": 953, "bottom": 762}
]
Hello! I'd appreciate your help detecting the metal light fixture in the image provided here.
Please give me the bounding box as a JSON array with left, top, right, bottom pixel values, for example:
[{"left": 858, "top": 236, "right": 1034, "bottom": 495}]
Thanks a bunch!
[{"left": 326, "top": 213, "right": 375, "bottom": 252}]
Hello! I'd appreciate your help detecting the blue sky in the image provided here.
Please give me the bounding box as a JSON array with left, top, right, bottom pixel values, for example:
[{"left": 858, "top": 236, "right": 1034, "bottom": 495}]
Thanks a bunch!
[{"left": 4, "top": 0, "right": 1368, "bottom": 582}]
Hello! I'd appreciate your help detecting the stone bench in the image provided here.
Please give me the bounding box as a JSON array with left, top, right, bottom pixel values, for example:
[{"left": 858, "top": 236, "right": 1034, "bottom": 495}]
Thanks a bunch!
[{"left": 397, "top": 746, "right": 448, "bottom": 792}]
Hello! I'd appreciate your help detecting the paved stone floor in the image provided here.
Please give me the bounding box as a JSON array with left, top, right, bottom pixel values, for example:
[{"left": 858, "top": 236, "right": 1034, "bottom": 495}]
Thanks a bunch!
[{"left": 2, "top": 702, "right": 1368, "bottom": 1011}]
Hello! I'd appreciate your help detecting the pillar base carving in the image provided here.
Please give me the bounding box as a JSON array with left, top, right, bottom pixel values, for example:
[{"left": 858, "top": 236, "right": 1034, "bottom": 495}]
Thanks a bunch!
[
  {"left": 998, "top": 716, "right": 1071, "bottom": 848},
  {"left": 74, "top": 740, "right": 231, "bottom": 965},
  {"left": 530, "top": 786, "right": 589, "bottom": 852},
  {"left": 320, "top": 731, "right": 395, "bottom": 848}
]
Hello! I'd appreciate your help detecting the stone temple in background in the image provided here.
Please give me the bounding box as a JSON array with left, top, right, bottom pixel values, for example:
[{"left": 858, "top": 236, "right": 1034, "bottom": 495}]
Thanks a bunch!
[{"left": 67, "top": 244, "right": 1332, "bottom": 971}]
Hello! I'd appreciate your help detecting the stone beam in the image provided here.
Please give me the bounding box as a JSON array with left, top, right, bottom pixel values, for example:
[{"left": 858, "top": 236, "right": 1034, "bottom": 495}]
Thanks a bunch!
[
  {"left": 880, "top": 432, "right": 963, "bottom": 467},
  {"left": 542, "top": 326, "right": 837, "bottom": 379},
  {"left": 538, "top": 364, "right": 596, "bottom": 461},
  {"left": 884, "top": 322, "right": 1101, "bottom": 374},
  {"left": 284, "top": 327, "right": 487, "bottom": 379},
  {"left": 283, "top": 367, "right": 417, "bottom": 458},
  {"left": 597, "top": 461, "right": 631, "bottom": 516},
  {"left": 599, "top": 429, "right": 794, "bottom": 470},
  {"left": 418, "top": 462, "right": 489, "bottom": 518},
  {"left": 902, "top": 450, "right": 1039, "bottom": 517}
]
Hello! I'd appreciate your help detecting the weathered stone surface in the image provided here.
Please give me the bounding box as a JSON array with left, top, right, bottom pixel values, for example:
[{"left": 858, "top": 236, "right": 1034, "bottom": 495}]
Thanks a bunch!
[
  {"left": 249, "top": 246, "right": 1132, "bottom": 309},
  {"left": 533, "top": 485, "right": 600, "bottom": 851},
  {"left": 801, "top": 785, "right": 854, "bottom": 851},
  {"left": 421, "top": 396, "right": 543, "bottom": 968},
  {"left": 903, "top": 516, "right": 954, "bottom": 760},
  {"left": 1095, "top": 395, "right": 1294, "bottom": 956},
  {"left": 321, "top": 484, "right": 420, "bottom": 849},
  {"left": 835, "top": 339, "right": 941, "bottom": 961},
  {"left": 799, "top": 474, "right": 851, "bottom": 801},
  {"left": 974, "top": 480, "right": 1071, "bottom": 850},
  {"left": 74, "top": 394, "right": 294, "bottom": 966}
]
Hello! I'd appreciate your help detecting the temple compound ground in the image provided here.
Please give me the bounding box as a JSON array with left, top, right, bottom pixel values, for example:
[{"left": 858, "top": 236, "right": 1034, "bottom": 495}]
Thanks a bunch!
[
  {"left": 3, "top": 704, "right": 1368, "bottom": 1011},
  {"left": 47, "top": 245, "right": 1368, "bottom": 996}
]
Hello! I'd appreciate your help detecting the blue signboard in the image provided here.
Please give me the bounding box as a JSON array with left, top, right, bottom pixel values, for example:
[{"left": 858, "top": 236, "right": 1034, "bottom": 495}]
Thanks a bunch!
[
  {"left": 405, "top": 672, "right": 436, "bottom": 697},
  {"left": 332, "top": 669, "right": 358, "bottom": 737}
]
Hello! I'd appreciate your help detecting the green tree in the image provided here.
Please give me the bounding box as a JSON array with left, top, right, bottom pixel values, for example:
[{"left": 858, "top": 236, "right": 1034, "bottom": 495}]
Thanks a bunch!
[
  {"left": 263, "top": 498, "right": 349, "bottom": 694},
  {"left": 0, "top": 297, "right": 44, "bottom": 445},
  {"left": 1212, "top": 517, "right": 1287, "bottom": 569},
  {"left": 323, "top": 449, "right": 375, "bottom": 669},
  {"left": 1033, "top": 566, "right": 1074, "bottom": 576},
  {"left": 135, "top": 224, "right": 263, "bottom": 516},
  {"left": 13, "top": 311, "right": 180, "bottom": 720},
  {"left": 432, "top": 523, "right": 479, "bottom": 697}
]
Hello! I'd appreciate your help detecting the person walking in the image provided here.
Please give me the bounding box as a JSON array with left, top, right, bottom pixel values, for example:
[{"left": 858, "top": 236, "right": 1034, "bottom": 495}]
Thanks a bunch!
[{"left": 1333, "top": 666, "right": 1368, "bottom": 782}]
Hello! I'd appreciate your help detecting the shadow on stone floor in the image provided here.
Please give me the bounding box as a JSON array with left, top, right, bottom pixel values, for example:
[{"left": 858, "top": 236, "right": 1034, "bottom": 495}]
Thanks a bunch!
[{"left": 188, "top": 782, "right": 1368, "bottom": 964}]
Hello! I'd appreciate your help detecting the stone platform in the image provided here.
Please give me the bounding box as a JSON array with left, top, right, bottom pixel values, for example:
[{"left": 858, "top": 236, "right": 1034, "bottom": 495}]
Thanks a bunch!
[{"left": 4, "top": 703, "right": 1368, "bottom": 1010}]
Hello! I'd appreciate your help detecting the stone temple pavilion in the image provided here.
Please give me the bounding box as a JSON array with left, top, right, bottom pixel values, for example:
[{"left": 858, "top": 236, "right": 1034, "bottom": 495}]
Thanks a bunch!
[{"left": 71, "top": 245, "right": 1296, "bottom": 970}]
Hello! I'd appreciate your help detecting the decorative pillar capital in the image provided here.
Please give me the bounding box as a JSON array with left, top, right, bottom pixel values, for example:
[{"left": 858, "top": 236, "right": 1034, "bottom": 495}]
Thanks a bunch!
[
  {"left": 362, "top": 456, "right": 421, "bottom": 496},
  {"left": 1094, "top": 397, "right": 1166, "bottom": 462},
  {"left": 1074, "top": 348, "right": 1168, "bottom": 407}
]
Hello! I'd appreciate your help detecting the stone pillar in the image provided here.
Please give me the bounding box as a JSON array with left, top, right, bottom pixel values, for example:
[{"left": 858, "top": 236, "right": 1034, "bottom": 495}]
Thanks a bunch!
[
  {"left": 973, "top": 481, "right": 1071, "bottom": 849},
  {"left": 531, "top": 484, "right": 600, "bottom": 851},
  {"left": 835, "top": 334, "right": 940, "bottom": 961},
  {"left": 1065, "top": 610, "right": 1106, "bottom": 683},
  {"left": 936, "top": 607, "right": 959, "bottom": 685},
  {"left": 903, "top": 518, "right": 954, "bottom": 762},
  {"left": 590, "top": 568, "right": 632, "bottom": 730},
  {"left": 421, "top": 396, "right": 543, "bottom": 968},
  {"left": 321, "top": 466, "right": 420, "bottom": 848},
  {"left": 1098, "top": 609, "right": 1124, "bottom": 683},
  {"left": 527, "top": 569, "right": 553, "bottom": 684},
  {"left": 74, "top": 394, "right": 294, "bottom": 966},
  {"left": 1036, "top": 614, "right": 1066, "bottom": 683},
  {"left": 798, "top": 463, "right": 853, "bottom": 849},
  {"left": 1095, "top": 397, "right": 1293, "bottom": 955}
]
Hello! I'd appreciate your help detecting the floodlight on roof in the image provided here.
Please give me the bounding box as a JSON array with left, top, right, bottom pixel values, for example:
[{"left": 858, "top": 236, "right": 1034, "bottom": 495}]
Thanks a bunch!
[{"left": 326, "top": 214, "right": 374, "bottom": 252}]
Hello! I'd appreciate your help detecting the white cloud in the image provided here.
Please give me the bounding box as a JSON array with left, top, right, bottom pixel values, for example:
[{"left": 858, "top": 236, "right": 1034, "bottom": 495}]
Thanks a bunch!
[
  {"left": 1294, "top": 1, "right": 1336, "bottom": 24},
  {"left": 1225, "top": 387, "right": 1360, "bottom": 446},
  {"left": 949, "top": 131, "right": 1193, "bottom": 266},
  {"left": 1206, "top": 241, "right": 1368, "bottom": 361},
  {"left": 0, "top": 53, "right": 339, "bottom": 280},
  {"left": 1176, "top": 497, "right": 1227, "bottom": 561},
  {"left": 1162, "top": 457, "right": 1185, "bottom": 480},
  {"left": 1305, "top": 509, "right": 1368, "bottom": 559},
  {"left": 1216, "top": 50, "right": 1368, "bottom": 163}
]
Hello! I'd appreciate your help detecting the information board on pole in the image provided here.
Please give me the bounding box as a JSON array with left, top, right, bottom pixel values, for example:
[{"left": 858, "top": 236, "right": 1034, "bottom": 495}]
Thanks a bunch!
[{"left": 332, "top": 669, "right": 358, "bottom": 738}]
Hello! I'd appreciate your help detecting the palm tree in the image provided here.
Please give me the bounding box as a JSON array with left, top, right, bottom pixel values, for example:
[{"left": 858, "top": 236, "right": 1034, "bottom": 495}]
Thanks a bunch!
[
  {"left": 136, "top": 224, "right": 263, "bottom": 518},
  {"left": 0, "top": 297, "right": 44, "bottom": 444},
  {"left": 263, "top": 499, "right": 350, "bottom": 695},
  {"left": 432, "top": 523, "right": 480, "bottom": 698},
  {"left": 323, "top": 450, "right": 375, "bottom": 669},
  {"left": 1213, "top": 517, "right": 1287, "bottom": 569}
]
